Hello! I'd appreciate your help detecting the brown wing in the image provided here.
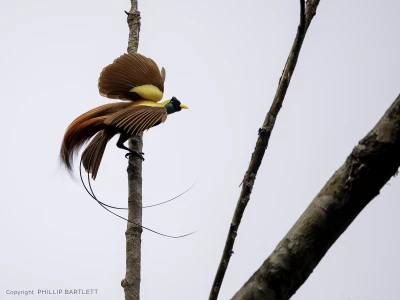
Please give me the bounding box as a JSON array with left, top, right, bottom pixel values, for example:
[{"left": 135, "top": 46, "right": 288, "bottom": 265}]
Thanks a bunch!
[
  {"left": 104, "top": 105, "right": 168, "bottom": 136},
  {"left": 98, "top": 53, "right": 165, "bottom": 101}
]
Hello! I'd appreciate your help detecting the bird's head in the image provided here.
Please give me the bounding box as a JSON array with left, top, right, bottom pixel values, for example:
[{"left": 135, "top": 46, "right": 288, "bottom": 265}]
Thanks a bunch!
[{"left": 163, "top": 97, "right": 189, "bottom": 115}]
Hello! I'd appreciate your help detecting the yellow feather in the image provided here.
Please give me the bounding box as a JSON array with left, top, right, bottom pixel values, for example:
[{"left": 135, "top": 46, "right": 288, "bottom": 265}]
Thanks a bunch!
[
  {"left": 129, "top": 84, "right": 163, "bottom": 102},
  {"left": 129, "top": 100, "right": 165, "bottom": 108},
  {"left": 157, "top": 100, "right": 170, "bottom": 106}
]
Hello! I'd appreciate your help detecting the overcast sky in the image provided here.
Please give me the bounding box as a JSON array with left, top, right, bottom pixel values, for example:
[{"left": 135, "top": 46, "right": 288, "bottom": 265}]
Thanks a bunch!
[{"left": 2, "top": 0, "right": 400, "bottom": 299}]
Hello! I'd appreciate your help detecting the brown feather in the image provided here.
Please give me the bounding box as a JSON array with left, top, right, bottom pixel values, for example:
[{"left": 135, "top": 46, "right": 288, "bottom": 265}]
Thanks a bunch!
[
  {"left": 81, "top": 130, "right": 115, "bottom": 180},
  {"left": 104, "top": 105, "right": 168, "bottom": 136},
  {"left": 98, "top": 53, "right": 165, "bottom": 101},
  {"left": 130, "top": 110, "right": 152, "bottom": 134},
  {"left": 138, "top": 109, "right": 159, "bottom": 133},
  {"left": 60, "top": 116, "right": 106, "bottom": 172},
  {"left": 60, "top": 102, "right": 130, "bottom": 172}
]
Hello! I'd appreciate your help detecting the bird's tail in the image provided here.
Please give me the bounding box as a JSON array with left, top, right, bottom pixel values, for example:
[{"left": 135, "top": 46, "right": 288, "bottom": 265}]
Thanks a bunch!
[
  {"left": 81, "top": 130, "right": 115, "bottom": 180},
  {"left": 60, "top": 102, "right": 130, "bottom": 176}
]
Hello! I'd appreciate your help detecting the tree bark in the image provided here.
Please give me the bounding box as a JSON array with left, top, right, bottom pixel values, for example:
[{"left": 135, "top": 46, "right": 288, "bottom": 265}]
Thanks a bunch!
[
  {"left": 232, "top": 93, "right": 400, "bottom": 299},
  {"left": 209, "top": 1, "right": 320, "bottom": 299},
  {"left": 120, "top": 1, "right": 143, "bottom": 300}
]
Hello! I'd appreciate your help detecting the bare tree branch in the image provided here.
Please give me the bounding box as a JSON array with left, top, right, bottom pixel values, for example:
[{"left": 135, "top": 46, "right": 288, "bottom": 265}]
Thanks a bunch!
[
  {"left": 232, "top": 93, "right": 400, "bottom": 299},
  {"left": 120, "top": 1, "right": 143, "bottom": 300},
  {"left": 209, "top": 1, "right": 320, "bottom": 299},
  {"left": 126, "top": 0, "right": 141, "bottom": 54}
]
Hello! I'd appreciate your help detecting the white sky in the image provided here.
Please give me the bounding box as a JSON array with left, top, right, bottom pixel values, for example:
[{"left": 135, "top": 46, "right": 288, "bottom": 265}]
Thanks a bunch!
[{"left": 1, "top": 0, "right": 400, "bottom": 299}]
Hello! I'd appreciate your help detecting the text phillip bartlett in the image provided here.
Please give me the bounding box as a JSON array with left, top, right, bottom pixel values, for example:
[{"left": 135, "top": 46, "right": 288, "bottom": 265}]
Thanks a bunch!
[
  {"left": 6, "top": 289, "right": 98, "bottom": 296},
  {"left": 39, "top": 289, "right": 98, "bottom": 295}
]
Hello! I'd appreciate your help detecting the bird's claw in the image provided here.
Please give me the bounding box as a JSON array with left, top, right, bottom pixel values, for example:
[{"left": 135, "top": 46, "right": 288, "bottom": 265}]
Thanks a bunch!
[{"left": 125, "top": 151, "right": 145, "bottom": 161}]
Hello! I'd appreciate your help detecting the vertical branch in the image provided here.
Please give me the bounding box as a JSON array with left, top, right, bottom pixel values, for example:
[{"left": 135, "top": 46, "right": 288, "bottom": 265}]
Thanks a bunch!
[
  {"left": 121, "top": 1, "right": 143, "bottom": 300},
  {"left": 209, "top": 1, "right": 319, "bottom": 299},
  {"left": 126, "top": 0, "right": 141, "bottom": 54}
]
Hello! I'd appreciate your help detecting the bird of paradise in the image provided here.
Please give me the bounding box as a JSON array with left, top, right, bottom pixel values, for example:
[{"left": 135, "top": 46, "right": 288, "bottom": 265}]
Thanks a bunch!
[{"left": 60, "top": 53, "right": 188, "bottom": 179}]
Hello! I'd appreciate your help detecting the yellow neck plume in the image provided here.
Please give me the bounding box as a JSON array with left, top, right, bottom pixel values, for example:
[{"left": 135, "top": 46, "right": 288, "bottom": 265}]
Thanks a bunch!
[{"left": 129, "top": 84, "right": 163, "bottom": 102}]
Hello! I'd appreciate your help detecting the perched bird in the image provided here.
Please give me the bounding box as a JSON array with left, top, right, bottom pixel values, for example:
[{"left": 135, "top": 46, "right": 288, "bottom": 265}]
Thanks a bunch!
[{"left": 60, "top": 53, "right": 188, "bottom": 179}]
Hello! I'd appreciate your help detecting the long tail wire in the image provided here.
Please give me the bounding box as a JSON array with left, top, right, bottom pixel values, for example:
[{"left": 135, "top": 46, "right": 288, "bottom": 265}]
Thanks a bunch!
[{"left": 78, "top": 134, "right": 196, "bottom": 239}]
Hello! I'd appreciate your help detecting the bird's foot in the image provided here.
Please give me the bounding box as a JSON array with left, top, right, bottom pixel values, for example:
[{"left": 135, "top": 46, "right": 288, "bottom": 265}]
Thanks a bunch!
[{"left": 125, "top": 150, "right": 145, "bottom": 161}]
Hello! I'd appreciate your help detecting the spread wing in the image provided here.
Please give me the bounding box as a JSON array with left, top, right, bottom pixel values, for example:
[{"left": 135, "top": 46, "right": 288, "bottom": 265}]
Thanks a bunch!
[
  {"left": 98, "top": 53, "right": 166, "bottom": 102},
  {"left": 104, "top": 105, "right": 168, "bottom": 136}
]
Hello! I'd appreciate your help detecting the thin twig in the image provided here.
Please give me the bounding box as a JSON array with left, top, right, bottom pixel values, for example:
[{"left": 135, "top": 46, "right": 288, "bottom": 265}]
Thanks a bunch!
[
  {"left": 208, "top": 1, "right": 317, "bottom": 299},
  {"left": 121, "top": 1, "right": 143, "bottom": 300}
]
